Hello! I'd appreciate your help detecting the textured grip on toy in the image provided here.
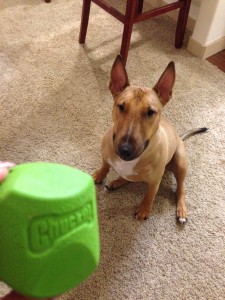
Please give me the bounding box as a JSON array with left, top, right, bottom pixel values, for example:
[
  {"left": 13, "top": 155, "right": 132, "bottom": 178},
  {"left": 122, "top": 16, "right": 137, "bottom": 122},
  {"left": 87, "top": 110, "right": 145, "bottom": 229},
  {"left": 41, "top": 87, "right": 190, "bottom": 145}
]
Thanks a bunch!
[{"left": 0, "top": 163, "right": 100, "bottom": 298}]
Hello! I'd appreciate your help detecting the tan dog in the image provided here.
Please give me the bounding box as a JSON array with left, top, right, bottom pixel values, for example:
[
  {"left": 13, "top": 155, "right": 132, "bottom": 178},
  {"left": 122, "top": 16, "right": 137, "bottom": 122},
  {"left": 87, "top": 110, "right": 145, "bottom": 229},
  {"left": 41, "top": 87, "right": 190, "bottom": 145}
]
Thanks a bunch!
[{"left": 93, "top": 55, "right": 207, "bottom": 223}]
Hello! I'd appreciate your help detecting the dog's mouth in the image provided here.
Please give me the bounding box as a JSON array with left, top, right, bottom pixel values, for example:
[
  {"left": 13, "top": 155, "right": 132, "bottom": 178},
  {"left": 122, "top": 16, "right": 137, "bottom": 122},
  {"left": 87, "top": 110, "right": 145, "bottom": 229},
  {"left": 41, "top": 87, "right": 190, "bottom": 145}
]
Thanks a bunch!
[
  {"left": 115, "top": 137, "right": 150, "bottom": 161},
  {"left": 143, "top": 139, "right": 150, "bottom": 151}
]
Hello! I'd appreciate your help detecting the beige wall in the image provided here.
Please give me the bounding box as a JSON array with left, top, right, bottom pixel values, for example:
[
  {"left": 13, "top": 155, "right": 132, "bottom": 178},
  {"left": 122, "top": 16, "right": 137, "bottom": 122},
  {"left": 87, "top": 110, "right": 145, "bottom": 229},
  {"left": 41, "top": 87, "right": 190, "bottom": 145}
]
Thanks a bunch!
[{"left": 188, "top": 0, "right": 225, "bottom": 58}]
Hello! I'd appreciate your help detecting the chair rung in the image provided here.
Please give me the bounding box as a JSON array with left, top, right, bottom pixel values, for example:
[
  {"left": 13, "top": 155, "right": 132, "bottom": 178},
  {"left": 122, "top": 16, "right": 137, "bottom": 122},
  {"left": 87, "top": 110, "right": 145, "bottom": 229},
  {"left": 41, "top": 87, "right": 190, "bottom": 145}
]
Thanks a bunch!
[
  {"left": 92, "top": 0, "right": 125, "bottom": 23},
  {"left": 134, "top": 2, "right": 183, "bottom": 23}
]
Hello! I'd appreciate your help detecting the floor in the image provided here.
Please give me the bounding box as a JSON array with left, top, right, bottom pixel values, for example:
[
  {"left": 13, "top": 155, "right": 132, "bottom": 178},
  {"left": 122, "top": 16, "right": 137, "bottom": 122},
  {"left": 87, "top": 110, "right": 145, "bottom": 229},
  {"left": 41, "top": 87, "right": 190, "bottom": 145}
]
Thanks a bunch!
[{"left": 207, "top": 50, "right": 225, "bottom": 73}]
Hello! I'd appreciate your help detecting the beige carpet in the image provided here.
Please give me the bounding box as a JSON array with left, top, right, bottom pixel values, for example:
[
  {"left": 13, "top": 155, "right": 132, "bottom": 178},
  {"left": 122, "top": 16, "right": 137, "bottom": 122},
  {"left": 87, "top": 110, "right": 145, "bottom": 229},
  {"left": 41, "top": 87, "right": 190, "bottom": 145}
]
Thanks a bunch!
[{"left": 0, "top": 0, "right": 225, "bottom": 299}]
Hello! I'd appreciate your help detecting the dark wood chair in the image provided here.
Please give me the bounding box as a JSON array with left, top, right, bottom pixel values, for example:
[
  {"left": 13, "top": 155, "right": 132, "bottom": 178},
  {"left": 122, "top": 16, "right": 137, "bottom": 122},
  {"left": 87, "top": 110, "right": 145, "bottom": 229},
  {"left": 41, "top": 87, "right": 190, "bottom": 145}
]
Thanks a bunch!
[{"left": 79, "top": 0, "right": 192, "bottom": 64}]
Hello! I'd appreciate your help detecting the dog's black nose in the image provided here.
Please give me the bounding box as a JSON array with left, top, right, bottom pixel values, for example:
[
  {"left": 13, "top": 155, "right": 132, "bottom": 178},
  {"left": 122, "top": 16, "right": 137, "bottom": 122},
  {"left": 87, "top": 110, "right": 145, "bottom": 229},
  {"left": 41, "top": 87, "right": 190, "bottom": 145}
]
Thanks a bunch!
[{"left": 118, "top": 143, "right": 135, "bottom": 161}]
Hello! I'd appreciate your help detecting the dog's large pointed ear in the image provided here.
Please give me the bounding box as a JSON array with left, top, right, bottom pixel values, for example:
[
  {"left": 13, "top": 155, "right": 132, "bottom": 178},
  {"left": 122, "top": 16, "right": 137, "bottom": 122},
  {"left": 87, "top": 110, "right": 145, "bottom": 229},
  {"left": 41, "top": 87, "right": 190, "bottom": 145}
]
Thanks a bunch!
[
  {"left": 109, "top": 55, "right": 130, "bottom": 97},
  {"left": 153, "top": 61, "right": 175, "bottom": 105}
]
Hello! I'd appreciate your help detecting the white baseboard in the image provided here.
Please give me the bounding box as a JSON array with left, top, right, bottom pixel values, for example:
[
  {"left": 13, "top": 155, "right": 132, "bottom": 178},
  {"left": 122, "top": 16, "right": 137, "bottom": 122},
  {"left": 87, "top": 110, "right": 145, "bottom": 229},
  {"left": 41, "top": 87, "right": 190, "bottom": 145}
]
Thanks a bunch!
[{"left": 187, "top": 36, "right": 225, "bottom": 58}]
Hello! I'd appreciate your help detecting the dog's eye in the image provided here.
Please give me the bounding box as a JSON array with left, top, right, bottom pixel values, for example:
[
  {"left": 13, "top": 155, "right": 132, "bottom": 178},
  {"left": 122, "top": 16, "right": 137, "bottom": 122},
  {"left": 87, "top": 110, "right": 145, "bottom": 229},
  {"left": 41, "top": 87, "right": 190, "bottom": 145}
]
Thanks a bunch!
[
  {"left": 117, "top": 103, "right": 125, "bottom": 112},
  {"left": 147, "top": 109, "right": 155, "bottom": 117}
]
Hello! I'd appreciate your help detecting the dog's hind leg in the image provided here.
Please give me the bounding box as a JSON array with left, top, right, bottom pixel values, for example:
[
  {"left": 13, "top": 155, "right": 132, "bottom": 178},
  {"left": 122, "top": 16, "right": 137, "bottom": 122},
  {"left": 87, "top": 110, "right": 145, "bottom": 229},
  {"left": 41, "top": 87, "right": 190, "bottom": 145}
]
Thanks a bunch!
[
  {"left": 105, "top": 177, "right": 129, "bottom": 191},
  {"left": 169, "top": 141, "right": 188, "bottom": 224}
]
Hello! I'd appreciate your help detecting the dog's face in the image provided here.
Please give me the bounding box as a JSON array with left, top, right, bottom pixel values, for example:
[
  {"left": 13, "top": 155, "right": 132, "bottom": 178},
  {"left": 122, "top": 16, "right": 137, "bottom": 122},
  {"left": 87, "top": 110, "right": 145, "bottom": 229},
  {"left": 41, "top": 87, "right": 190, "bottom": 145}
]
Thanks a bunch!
[
  {"left": 109, "top": 56, "right": 175, "bottom": 161},
  {"left": 111, "top": 86, "right": 163, "bottom": 161}
]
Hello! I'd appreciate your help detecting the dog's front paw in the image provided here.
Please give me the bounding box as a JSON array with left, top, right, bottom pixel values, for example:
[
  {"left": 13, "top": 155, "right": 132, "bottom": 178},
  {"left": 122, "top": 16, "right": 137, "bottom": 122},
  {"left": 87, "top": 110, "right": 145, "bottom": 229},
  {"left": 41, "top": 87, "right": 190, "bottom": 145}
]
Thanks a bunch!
[
  {"left": 177, "top": 217, "right": 187, "bottom": 224},
  {"left": 105, "top": 177, "right": 128, "bottom": 191},
  {"left": 135, "top": 203, "right": 151, "bottom": 221},
  {"left": 176, "top": 205, "right": 188, "bottom": 224},
  {"left": 92, "top": 170, "right": 106, "bottom": 184}
]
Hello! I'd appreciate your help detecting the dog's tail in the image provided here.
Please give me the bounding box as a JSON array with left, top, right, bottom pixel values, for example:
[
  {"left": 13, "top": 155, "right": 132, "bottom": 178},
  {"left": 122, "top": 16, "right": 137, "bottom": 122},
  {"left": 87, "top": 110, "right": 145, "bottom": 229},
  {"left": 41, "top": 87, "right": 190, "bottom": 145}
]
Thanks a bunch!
[{"left": 180, "top": 127, "right": 208, "bottom": 141}]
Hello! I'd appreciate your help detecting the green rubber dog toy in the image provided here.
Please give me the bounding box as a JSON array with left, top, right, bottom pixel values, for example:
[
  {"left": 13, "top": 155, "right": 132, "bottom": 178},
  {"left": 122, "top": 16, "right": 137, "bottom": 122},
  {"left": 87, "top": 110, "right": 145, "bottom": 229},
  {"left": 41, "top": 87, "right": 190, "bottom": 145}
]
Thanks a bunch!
[{"left": 0, "top": 162, "right": 100, "bottom": 298}]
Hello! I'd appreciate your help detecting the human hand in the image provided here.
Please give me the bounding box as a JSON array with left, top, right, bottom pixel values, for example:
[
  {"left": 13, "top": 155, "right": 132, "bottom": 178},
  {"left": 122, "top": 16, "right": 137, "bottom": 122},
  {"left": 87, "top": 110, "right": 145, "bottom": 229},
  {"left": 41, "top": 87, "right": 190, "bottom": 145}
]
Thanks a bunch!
[
  {"left": 0, "top": 162, "right": 15, "bottom": 182},
  {"left": 0, "top": 291, "right": 54, "bottom": 299},
  {"left": 0, "top": 291, "right": 50, "bottom": 299}
]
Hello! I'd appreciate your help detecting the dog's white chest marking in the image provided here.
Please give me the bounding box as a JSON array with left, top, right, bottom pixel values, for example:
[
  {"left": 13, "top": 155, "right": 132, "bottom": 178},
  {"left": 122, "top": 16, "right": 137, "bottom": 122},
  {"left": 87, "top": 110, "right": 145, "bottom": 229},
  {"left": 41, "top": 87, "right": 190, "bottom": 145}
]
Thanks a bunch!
[{"left": 107, "top": 157, "right": 139, "bottom": 180}]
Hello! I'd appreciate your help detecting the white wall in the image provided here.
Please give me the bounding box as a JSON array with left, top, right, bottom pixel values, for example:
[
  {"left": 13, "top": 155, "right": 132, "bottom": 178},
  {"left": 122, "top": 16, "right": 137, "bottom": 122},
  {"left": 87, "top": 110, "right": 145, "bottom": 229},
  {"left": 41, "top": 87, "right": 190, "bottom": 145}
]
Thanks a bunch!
[
  {"left": 192, "top": 0, "right": 225, "bottom": 45},
  {"left": 188, "top": 0, "right": 225, "bottom": 58}
]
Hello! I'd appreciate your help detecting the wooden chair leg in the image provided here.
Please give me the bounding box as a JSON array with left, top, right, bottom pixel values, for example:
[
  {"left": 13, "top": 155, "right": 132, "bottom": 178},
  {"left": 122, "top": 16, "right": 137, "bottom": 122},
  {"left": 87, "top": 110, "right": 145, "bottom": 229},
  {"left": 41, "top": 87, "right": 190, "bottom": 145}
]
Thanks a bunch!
[
  {"left": 79, "top": 0, "right": 92, "bottom": 44},
  {"left": 175, "top": 0, "right": 192, "bottom": 48},
  {"left": 137, "top": 0, "right": 144, "bottom": 14},
  {"left": 120, "top": 0, "right": 138, "bottom": 64}
]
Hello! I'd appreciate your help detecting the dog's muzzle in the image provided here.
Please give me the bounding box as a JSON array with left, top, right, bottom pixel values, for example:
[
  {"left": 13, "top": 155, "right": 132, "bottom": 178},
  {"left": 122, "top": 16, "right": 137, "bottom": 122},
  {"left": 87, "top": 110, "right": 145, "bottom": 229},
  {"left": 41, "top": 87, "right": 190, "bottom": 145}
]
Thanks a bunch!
[
  {"left": 117, "top": 139, "right": 150, "bottom": 161},
  {"left": 117, "top": 142, "right": 135, "bottom": 161}
]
